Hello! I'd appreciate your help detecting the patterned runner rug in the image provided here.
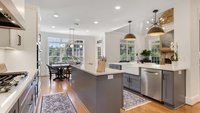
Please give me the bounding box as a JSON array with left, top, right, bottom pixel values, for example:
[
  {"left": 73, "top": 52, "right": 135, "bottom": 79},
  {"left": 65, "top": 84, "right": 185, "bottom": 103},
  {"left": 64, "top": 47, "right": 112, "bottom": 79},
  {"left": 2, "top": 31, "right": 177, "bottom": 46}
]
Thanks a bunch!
[
  {"left": 40, "top": 92, "right": 77, "bottom": 113},
  {"left": 123, "top": 90, "right": 150, "bottom": 111}
]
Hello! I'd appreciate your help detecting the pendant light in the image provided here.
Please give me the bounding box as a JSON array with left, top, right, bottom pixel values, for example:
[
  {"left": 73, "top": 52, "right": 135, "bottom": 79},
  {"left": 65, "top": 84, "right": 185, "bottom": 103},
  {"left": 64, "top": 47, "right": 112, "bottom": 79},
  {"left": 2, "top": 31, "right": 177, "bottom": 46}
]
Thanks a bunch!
[
  {"left": 124, "top": 21, "right": 136, "bottom": 41},
  {"left": 69, "top": 28, "right": 75, "bottom": 48},
  {"left": 147, "top": 9, "right": 164, "bottom": 36}
]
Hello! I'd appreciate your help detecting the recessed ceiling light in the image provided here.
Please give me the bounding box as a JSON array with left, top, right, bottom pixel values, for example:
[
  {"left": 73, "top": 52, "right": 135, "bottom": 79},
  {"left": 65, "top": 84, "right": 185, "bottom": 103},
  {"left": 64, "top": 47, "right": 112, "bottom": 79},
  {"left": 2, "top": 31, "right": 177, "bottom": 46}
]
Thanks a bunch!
[
  {"left": 53, "top": 13, "right": 59, "bottom": 18},
  {"left": 146, "top": 27, "right": 149, "bottom": 30},
  {"left": 94, "top": 21, "right": 99, "bottom": 24},
  {"left": 115, "top": 6, "right": 121, "bottom": 10},
  {"left": 51, "top": 26, "right": 55, "bottom": 28},
  {"left": 151, "top": 18, "right": 154, "bottom": 21},
  {"left": 0, "top": 8, "right": 3, "bottom": 11},
  {"left": 146, "top": 21, "right": 150, "bottom": 24}
]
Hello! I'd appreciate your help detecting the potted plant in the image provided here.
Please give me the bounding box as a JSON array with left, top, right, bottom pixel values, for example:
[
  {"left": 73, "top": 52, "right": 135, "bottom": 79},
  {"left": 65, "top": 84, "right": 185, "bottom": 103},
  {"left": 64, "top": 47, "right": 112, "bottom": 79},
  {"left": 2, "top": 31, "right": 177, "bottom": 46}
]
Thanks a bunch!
[{"left": 140, "top": 49, "right": 151, "bottom": 63}]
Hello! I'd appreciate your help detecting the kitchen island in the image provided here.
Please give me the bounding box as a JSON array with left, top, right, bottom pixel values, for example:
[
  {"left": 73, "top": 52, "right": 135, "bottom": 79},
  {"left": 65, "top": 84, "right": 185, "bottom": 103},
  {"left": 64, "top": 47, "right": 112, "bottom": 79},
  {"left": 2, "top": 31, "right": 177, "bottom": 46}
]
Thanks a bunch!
[{"left": 71, "top": 64, "right": 124, "bottom": 113}]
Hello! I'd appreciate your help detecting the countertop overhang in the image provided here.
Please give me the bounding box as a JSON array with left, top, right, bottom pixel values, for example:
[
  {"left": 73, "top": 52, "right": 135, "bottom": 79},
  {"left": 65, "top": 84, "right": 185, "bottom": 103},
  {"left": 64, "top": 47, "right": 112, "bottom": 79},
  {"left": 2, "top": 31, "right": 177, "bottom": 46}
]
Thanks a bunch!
[
  {"left": 110, "top": 62, "right": 187, "bottom": 71},
  {"left": 72, "top": 64, "right": 124, "bottom": 76}
]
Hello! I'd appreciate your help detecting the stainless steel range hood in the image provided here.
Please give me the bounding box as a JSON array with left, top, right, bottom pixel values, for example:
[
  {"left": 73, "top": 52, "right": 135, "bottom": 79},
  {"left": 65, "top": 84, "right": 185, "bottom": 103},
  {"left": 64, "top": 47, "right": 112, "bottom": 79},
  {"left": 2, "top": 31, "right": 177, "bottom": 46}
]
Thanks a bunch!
[{"left": 0, "top": 0, "right": 25, "bottom": 30}]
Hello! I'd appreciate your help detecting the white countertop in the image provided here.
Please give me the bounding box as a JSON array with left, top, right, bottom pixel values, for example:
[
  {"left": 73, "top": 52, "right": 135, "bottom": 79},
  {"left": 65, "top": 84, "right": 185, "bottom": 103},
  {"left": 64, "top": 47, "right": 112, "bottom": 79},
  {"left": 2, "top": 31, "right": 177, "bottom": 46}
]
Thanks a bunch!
[
  {"left": 110, "top": 62, "right": 187, "bottom": 71},
  {"left": 0, "top": 70, "right": 37, "bottom": 113},
  {"left": 72, "top": 64, "right": 124, "bottom": 76}
]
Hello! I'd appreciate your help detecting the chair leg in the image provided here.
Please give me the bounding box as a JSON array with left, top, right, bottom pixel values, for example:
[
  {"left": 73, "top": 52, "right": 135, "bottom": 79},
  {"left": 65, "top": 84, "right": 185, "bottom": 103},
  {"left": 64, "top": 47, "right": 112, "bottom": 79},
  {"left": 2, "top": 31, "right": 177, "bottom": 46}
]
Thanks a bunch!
[{"left": 50, "top": 74, "right": 52, "bottom": 82}]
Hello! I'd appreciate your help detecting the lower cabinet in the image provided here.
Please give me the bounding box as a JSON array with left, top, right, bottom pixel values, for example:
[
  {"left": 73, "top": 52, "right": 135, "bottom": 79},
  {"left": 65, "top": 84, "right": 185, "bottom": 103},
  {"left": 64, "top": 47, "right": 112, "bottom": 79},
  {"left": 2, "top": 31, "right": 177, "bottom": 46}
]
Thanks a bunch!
[
  {"left": 163, "top": 70, "right": 186, "bottom": 109},
  {"left": 123, "top": 73, "right": 141, "bottom": 93},
  {"left": 9, "top": 101, "right": 19, "bottom": 113},
  {"left": 9, "top": 73, "right": 38, "bottom": 113}
]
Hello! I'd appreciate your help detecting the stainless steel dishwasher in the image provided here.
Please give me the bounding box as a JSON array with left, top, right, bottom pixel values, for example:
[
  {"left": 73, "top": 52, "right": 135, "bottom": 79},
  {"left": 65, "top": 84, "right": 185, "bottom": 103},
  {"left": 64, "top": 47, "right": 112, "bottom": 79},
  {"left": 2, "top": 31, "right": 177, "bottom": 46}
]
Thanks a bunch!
[{"left": 141, "top": 68, "right": 162, "bottom": 101}]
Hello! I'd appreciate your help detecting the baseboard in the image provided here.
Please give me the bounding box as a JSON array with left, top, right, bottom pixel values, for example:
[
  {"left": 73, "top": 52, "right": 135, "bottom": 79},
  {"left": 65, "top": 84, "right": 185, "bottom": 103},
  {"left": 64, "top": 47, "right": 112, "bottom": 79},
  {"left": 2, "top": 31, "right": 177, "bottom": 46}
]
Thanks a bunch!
[{"left": 186, "top": 94, "right": 200, "bottom": 105}]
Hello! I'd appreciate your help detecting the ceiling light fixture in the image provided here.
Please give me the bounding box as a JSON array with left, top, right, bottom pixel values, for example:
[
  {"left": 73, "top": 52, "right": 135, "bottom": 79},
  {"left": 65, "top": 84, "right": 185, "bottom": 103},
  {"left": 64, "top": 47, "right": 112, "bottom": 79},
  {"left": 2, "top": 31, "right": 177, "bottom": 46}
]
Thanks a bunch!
[
  {"left": 146, "top": 27, "right": 149, "bottom": 30},
  {"left": 147, "top": 9, "right": 165, "bottom": 36},
  {"left": 53, "top": 13, "right": 59, "bottom": 18},
  {"left": 51, "top": 26, "right": 55, "bottom": 28},
  {"left": 115, "top": 6, "right": 121, "bottom": 10},
  {"left": 146, "top": 21, "right": 150, "bottom": 24},
  {"left": 0, "top": 8, "right": 3, "bottom": 11},
  {"left": 124, "top": 20, "right": 136, "bottom": 41},
  {"left": 94, "top": 21, "right": 99, "bottom": 24}
]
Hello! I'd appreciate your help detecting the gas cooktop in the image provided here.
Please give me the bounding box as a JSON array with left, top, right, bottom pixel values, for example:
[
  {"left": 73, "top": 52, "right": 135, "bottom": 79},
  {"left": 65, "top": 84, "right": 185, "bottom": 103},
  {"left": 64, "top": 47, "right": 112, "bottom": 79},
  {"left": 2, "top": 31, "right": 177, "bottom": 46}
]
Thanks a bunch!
[{"left": 0, "top": 71, "right": 28, "bottom": 93}]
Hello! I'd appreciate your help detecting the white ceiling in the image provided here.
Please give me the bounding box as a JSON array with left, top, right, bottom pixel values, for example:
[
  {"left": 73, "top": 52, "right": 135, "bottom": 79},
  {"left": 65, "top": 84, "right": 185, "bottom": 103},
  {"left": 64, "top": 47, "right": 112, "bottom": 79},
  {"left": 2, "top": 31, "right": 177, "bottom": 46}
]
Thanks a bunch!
[{"left": 26, "top": 0, "right": 174, "bottom": 36}]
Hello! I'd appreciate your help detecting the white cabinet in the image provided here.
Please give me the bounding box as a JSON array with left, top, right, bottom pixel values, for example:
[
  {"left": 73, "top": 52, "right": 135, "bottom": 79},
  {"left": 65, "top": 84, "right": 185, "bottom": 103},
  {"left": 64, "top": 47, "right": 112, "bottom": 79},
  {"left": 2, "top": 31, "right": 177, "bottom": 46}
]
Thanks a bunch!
[
  {"left": 11, "top": 0, "right": 25, "bottom": 19},
  {"left": 0, "top": 29, "right": 24, "bottom": 49}
]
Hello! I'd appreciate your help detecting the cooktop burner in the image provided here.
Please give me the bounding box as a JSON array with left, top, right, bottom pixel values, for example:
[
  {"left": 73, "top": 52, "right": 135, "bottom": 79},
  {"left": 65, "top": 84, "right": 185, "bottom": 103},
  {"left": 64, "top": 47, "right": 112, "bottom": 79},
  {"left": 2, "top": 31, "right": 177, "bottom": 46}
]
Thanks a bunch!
[{"left": 0, "top": 71, "right": 28, "bottom": 93}]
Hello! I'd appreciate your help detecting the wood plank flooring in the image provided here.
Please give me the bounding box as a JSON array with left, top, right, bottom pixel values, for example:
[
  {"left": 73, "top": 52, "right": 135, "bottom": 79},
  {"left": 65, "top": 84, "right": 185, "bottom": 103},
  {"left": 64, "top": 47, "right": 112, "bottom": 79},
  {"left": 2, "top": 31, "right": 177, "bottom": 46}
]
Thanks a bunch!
[{"left": 36, "top": 76, "right": 200, "bottom": 113}]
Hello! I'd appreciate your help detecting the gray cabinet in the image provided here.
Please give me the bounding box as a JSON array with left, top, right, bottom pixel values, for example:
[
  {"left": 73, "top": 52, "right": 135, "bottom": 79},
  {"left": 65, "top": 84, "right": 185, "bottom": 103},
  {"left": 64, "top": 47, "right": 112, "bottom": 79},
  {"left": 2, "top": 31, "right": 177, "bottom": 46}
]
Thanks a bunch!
[
  {"left": 9, "top": 101, "right": 19, "bottom": 113},
  {"left": 109, "top": 64, "right": 140, "bottom": 92},
  {"left": 8, "top": 73, "right": 38, "bottom": 113},
  {"left": 123, "top": 73, "right": 141, "bottom": 92},
  {"left": 163, "top": 70, "right": 186, "bottom": 109}
]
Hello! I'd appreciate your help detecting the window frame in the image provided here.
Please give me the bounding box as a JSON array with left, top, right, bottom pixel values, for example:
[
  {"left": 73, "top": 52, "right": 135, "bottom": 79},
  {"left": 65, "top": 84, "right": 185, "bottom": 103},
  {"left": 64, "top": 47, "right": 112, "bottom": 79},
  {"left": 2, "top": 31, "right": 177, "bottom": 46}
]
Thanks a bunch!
[{"left": 47, "top": 37, "right": 84, "bottom": 64}]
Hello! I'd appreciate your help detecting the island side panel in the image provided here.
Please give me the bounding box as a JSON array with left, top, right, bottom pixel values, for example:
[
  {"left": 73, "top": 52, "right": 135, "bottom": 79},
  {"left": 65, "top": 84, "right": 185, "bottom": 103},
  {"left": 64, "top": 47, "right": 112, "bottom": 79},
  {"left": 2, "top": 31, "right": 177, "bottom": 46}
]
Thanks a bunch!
[
  {"left": 96, "top": 74, "right": 123, "bottom": 113},
  {"left": 71, "top": 67, "right": 97, "bottom": 113}
]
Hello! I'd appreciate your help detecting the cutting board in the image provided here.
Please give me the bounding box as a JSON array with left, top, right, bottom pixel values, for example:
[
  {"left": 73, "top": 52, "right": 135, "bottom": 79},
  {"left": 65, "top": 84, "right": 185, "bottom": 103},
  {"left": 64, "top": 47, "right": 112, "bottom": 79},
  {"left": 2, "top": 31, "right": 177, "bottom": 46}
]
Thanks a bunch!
[{"left": 0, "top": 64, "right": 7, "bottom": 73}]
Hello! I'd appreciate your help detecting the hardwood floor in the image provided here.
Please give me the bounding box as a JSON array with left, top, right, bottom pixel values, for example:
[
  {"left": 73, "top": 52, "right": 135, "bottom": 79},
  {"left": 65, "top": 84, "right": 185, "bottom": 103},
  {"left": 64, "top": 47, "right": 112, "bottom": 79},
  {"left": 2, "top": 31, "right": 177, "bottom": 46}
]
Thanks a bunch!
[{"left": 36, "top": 76, "right": 200, "bottom": 113}]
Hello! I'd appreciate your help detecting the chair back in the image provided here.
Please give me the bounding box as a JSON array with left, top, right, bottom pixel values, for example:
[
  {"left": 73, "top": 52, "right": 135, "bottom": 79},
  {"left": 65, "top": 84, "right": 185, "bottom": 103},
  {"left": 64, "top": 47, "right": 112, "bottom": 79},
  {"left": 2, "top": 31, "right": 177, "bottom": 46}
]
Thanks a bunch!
[{"left": 46, "top": 64, "right": 58, "bottom": 75}]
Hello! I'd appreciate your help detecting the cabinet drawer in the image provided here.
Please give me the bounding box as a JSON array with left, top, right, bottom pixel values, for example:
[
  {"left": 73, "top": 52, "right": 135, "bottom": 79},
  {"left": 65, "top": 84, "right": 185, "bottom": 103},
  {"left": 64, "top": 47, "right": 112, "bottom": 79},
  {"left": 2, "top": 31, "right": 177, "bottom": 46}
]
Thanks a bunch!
[
  {"left": 19, "top": 80, "right": 34, "bottom": 113},
  {"left": 20, "top": 85, "right": 35, "bottom": 113},
  {"left": 129, "top": 74, "right": 141, "bottom": 92}
]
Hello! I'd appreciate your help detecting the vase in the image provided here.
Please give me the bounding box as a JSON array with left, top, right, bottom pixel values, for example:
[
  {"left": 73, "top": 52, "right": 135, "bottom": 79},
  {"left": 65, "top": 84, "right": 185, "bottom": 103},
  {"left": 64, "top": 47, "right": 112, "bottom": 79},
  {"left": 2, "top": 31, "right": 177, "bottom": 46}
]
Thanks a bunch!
[{"left": 172, "top": 61, "right": 178, "bottom": 68}]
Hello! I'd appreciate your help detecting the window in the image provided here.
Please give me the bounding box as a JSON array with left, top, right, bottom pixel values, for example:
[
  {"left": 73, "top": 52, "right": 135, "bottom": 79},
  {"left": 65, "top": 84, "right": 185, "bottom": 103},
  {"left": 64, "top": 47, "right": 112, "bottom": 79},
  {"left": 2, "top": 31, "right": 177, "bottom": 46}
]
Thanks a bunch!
[
  {"left": 151, "top": 40, "right": 160, "bottom": 64},
  {"left": 48, "top": 37, "right": 84, "bottom": 64},
  {"left": 120, "top": 40, "right": 135, "bottom": 61}
]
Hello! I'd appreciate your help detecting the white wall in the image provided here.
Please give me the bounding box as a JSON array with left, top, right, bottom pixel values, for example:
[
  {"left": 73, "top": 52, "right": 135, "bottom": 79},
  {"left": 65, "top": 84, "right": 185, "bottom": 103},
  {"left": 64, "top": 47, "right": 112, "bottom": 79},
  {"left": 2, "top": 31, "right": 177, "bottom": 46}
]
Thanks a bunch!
[
  {"left": 174, "top": 0, "right": 200, "bottom": 105},
  {"left": 105, "top": 31, "right": 145, "bottom": 64},
  {"left": 40, "top": 32, "right": 96, "bottom": 75},
  {"left": 0, "top": 50, "right": 5, "bottom": 63}
]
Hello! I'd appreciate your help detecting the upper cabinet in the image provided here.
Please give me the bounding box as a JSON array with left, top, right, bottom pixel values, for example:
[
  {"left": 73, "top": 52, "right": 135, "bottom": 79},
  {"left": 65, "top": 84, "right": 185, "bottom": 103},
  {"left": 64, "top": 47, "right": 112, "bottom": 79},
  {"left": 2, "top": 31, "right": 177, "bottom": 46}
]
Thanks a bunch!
[{"left": 0, "top": 29, "right": 24, "bottom": 49}]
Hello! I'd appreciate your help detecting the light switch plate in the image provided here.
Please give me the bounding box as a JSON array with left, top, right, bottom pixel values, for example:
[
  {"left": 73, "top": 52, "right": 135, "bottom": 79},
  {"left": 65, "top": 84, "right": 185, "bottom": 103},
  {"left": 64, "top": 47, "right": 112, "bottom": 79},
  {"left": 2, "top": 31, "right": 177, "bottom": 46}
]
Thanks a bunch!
[
  {"left": 108, "top": 75, "right": 114, "bottom": 79},
  {"left": 178, "top": 71, "right": 182, "bottom": 75}
]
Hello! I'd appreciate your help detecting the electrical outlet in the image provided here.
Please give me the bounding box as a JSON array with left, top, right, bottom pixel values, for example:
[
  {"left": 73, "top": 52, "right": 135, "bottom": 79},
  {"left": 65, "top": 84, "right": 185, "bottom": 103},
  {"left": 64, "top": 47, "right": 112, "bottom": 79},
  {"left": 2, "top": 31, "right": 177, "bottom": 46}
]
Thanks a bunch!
[{"left": 108, "top": 75, "right": 113, "bottom": 79}]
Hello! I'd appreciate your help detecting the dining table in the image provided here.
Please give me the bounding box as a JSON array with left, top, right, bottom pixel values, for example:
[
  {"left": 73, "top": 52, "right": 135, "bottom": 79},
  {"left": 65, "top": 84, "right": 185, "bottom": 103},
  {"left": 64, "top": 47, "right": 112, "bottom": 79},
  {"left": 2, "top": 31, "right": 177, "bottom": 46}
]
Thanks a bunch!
[{"left": 50, "top": 64, "right": 70, "bottom": 80}]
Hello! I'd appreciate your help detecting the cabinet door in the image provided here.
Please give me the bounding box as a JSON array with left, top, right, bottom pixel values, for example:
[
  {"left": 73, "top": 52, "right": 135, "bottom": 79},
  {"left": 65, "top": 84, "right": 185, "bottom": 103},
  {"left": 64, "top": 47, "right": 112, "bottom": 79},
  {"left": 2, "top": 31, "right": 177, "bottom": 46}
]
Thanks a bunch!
[
  {"left": 10, "top": 30, "right": 24, "bottom": 49},
  {"left": 9, "top": 101, "right": 19, "bottom": 113},
  {"left": 0, "top": 29, "right": 10, "bottom": 47},
  {"left": 163, "top": 71, "right": 174, "bottom": 105},
  {"left": 129, "top": 75, "right": 141, "bottom": 92},
  {"left": 123, "top": 73, "right": 130, "bottom": 88}
]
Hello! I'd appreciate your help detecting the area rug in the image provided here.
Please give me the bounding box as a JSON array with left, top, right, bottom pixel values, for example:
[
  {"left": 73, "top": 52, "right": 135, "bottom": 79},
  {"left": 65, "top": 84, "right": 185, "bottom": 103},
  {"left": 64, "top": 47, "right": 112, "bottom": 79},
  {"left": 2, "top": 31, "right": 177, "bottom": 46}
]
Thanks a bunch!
[
  {"left": 123, "top": 90, "right": 150, "bottom": 111},
  {"left": 40, "top": 92, "right": 77, "bottom": 113}
]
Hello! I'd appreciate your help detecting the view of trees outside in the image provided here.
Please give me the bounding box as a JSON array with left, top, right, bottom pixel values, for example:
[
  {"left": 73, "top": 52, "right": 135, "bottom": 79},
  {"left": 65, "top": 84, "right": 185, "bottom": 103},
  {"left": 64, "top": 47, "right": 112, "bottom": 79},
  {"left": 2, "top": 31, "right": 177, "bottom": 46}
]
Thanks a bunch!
[
  {"left": 48, "top": 37, "right": 83, "bottom": 64},
  {"left": 151, "top": 40, "right": 160, "bottom": 64},
  {"left": 120, "top": 40, "right": 135, "bottom": 61}
]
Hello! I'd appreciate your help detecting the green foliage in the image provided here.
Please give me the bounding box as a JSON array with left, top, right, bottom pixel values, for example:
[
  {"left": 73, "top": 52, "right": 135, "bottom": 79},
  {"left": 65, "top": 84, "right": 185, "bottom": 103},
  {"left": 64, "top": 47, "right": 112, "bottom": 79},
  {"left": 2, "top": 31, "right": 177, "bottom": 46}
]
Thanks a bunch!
[
  {"left": 170, "top": 52, "right": 178, "bottom": 61},
  {"left": 140, "top": 49, "right": 151, "bottom": 60}
]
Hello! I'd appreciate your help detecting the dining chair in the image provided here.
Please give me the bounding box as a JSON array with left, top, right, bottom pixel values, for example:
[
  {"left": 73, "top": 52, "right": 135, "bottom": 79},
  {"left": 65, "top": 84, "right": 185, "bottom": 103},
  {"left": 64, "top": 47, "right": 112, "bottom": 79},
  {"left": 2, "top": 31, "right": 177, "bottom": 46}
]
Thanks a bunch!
[
  {"left": 63, "top": 65, "right": 71, "bottom": 79},
  {"left": 46, "top": 64, "right": 59, "bottom": 82}
]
